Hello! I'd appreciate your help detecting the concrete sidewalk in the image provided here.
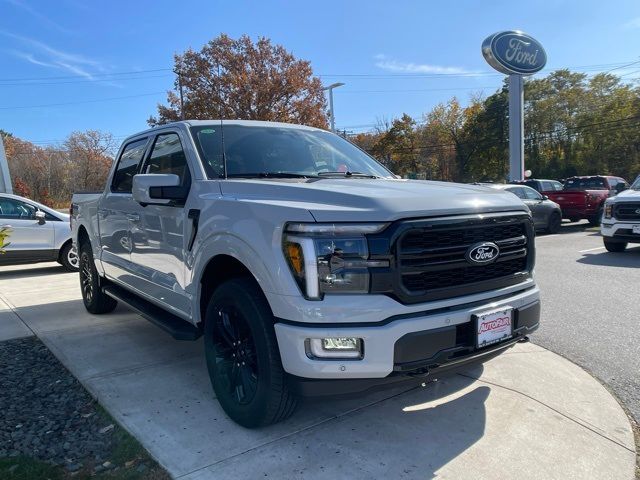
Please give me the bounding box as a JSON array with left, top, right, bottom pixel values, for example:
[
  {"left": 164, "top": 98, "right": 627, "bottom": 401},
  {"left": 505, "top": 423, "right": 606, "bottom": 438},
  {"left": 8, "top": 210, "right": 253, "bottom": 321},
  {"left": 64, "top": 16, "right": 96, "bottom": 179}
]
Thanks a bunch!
[{"left": 0, "top": 262, "right": 636, "bottom": 480}]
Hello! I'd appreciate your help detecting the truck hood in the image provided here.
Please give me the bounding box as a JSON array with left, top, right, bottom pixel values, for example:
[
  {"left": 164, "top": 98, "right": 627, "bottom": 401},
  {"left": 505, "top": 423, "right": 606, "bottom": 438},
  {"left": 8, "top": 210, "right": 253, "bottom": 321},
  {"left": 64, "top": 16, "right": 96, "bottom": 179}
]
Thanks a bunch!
[
  {"left": 219, "top": 178, "right": 528, "bottom": 222},
  {"left": 613, "top": 188, "right": 640, "bottom": 201}
]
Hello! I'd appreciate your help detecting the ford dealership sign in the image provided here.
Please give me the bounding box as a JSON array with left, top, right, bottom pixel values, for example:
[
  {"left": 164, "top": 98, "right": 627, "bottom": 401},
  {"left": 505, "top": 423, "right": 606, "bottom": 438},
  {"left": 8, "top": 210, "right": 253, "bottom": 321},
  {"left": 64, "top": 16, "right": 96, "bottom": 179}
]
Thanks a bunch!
[{"left": 482, "top": 31, "right": 546, "bottom": 75}]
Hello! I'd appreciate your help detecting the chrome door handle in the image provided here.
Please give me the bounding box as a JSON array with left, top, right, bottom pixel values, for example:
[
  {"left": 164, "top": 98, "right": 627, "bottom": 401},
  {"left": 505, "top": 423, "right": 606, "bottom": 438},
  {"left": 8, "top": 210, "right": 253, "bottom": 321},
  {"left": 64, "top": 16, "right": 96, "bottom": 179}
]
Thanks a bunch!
[{"left": 126, "top": 213, "right": 140, "bottom": 222}]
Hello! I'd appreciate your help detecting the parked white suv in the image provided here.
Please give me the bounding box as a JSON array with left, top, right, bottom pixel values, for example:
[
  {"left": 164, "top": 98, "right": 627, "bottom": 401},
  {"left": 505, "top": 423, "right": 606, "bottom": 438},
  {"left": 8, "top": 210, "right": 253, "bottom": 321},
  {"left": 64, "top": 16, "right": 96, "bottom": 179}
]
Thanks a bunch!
[
  {"left": 72, "top": 120, "right": 540, "bottom": 427},
  {"left": 601, "top": 174, "right": 640, "bottom": 252},
  {"left": 0, "top": 193, "right": 77, "bottom": 271}
]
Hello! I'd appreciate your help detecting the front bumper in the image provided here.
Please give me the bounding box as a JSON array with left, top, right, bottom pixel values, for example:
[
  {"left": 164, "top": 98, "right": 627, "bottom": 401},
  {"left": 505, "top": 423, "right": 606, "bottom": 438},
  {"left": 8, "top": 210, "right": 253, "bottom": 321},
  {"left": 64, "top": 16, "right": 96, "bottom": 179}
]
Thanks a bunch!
[
  {"left": 601, "top": 220, "right": 640, "bottom": 243},
  {"left": 274, "top": 286, "right": 540, "bottom": 386}
]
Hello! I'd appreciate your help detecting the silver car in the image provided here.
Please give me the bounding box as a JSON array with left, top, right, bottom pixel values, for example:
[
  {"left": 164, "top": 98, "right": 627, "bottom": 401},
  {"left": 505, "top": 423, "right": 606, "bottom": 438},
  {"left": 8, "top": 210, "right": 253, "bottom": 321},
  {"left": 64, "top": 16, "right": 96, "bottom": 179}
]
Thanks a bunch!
[
  {"left": 0, "top": 193, "right": 78, "bottom": 271},
  {"left": 489, "top": 184, "right": 563, "bottom": 233}
]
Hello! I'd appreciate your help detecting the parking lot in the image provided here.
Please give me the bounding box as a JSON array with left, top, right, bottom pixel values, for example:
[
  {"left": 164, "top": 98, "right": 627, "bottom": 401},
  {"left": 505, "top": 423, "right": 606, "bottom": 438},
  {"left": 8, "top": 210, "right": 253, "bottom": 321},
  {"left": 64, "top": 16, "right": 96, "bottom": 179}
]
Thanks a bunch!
[
  {"left": 0, "top": 223, "right": 637, "bottom": 479},
  {"left": 533, "top": 222, "right": 640, "bottom": 424}
]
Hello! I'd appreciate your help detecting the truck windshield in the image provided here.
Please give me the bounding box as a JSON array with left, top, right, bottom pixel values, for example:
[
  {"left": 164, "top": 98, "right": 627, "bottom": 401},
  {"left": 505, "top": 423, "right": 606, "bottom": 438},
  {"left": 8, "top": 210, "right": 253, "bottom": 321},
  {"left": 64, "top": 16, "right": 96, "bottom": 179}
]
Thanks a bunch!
[
  {"left": 190, "top": 124, "right": 392, "bottom": 179},
  {"left": 630, "top": 176, "right": 640, "bottom": 190},
  {"left": 563, "top": 177, "right": 607, "bottom": 190}
]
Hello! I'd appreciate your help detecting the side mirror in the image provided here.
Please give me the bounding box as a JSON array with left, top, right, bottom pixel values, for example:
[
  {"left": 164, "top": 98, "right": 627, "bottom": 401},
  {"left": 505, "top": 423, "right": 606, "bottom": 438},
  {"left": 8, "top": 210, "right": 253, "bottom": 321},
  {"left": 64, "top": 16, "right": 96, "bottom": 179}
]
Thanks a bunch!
[
  {"left": 132, "top": 174, "right": 185, "bottom": 206},
  {"left": 542, "top": 195, "right": 549, "bottom": 201},
  {"left": 35, "top": 210, "right": 46, "bottom": 225},
  {"left": 614, "top": 183, "right": 627, "bottom": 194}
]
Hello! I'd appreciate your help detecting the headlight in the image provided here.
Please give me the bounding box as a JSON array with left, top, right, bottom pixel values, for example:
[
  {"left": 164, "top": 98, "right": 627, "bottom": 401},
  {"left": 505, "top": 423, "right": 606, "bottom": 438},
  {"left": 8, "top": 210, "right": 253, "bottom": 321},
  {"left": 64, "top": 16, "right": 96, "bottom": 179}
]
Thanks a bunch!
[
  {"left": 283, "top": 222, "right": 389, "bottom": 300},
  {"left": 604, "top": 203, "right": 613, "bottom": 219}
]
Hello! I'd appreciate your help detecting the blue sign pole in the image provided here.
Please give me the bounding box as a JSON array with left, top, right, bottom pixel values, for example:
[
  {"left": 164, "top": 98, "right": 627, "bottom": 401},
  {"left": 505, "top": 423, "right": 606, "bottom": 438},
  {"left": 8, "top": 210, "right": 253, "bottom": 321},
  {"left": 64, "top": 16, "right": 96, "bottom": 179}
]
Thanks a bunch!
[
  {"left": 508, "top": 75, "right": 525, "bottom": 181},
  {"left": 0, "top": 136, "right": 12, "bottom": 194}
]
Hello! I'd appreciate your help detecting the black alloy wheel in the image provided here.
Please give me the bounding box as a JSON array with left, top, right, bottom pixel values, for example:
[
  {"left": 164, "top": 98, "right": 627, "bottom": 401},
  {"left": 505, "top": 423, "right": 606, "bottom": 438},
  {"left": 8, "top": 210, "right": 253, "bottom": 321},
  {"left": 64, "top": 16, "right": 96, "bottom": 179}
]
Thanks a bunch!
[
  {"left": 204, "top": 278, "right": 297, "bottom": 428},
  {"left": 213, "top": 306, "right": 259, "bottom": 405},
  {"left": 78, "top": 241, "right": 117, "bottom": 314}
]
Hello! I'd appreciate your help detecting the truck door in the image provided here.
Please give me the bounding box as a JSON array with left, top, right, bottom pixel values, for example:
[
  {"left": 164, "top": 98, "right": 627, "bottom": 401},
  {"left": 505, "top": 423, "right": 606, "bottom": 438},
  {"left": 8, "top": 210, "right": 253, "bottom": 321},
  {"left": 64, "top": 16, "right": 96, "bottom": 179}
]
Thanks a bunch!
[
  {"left": 98, "top": 137, "right": 149, "bottom": 281},
  {"left": 128, "top": 131, "right": 192, "bottom": 316}
]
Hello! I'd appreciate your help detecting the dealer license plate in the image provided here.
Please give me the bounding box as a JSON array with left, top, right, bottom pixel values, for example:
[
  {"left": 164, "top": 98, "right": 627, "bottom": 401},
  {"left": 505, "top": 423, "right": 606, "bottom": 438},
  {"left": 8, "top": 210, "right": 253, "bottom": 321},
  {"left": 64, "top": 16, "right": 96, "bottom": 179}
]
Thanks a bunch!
[
  {"left": 476, "top": 308, "right": 513, "bottom": 348},
  {"left": 633, "top": 225, "right": 640, "bottom": 234}
]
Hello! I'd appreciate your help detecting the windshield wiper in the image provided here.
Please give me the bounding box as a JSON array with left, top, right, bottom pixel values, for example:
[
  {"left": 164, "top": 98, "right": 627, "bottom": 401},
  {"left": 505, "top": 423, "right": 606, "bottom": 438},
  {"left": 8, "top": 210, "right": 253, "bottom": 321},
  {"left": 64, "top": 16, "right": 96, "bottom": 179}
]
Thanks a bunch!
[
  {"left": 317, "top": 171, "right": 379, "bottom": 179},
  {"left": 225, "top": 172, "right": 318, "bottom": 179}
]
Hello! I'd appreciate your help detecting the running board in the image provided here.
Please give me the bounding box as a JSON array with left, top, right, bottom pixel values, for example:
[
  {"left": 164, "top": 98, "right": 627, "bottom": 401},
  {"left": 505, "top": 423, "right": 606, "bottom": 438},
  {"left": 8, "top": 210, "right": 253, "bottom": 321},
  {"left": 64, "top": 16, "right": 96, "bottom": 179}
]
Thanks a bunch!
[{"left": 102, "top": 284, "right": 201, "bottom": 341}]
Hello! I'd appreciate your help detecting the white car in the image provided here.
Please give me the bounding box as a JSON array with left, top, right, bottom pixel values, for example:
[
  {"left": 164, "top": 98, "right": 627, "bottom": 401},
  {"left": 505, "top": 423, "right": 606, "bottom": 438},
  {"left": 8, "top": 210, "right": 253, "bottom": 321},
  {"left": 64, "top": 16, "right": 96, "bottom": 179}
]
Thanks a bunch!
[{"left": 0, "top": 193, "right": 78, "bottom": 271}]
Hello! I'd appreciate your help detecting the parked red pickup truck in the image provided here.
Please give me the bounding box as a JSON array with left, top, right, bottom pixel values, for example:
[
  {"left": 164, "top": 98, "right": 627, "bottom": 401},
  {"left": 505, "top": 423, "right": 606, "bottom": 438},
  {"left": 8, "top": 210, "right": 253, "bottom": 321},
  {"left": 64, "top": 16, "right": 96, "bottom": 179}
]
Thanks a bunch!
[{"left": 543, "top": 176, "right": 628, "bottom": 225}]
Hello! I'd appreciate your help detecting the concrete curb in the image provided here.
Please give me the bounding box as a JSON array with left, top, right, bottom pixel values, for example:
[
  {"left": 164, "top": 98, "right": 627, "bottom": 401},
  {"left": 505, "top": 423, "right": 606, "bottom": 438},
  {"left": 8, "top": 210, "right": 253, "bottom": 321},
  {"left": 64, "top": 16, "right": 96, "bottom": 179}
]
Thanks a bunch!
[{"left": 0, "top": 263, "right": 637, "bottom": 479}]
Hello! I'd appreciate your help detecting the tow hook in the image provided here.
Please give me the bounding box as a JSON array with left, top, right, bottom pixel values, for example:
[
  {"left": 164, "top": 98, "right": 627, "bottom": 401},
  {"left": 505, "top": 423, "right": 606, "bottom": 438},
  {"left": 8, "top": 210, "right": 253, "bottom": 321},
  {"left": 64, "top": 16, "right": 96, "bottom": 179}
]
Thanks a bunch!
[
  {"left": 408, "top": 367, "right": 430, "bottom": 378},
  {"left": 518, "top": 335, "right": 530, "bottom": 344}
]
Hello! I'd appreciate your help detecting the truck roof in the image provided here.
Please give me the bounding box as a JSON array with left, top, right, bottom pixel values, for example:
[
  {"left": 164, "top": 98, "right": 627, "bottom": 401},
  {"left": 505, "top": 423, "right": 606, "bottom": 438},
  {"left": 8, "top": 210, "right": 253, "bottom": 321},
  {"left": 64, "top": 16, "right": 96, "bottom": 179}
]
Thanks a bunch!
[{"left": 126, "top": 120, "right": 325, "bottom": 142}]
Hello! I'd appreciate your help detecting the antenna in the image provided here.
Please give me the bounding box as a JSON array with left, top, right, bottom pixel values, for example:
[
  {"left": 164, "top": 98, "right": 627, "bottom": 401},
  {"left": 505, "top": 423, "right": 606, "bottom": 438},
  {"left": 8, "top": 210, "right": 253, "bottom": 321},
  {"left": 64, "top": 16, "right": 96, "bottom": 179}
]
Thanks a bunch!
[{"left": 217, "top": 62, "right": 227, "bottom": 179}]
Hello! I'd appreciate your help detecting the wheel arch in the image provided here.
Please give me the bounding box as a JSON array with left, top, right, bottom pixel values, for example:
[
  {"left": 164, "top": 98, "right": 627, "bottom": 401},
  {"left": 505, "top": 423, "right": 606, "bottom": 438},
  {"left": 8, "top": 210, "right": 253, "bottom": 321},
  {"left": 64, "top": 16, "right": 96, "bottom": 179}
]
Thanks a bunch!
[{"left": 198, "top": 254, "right": 268, "bottom": 328}]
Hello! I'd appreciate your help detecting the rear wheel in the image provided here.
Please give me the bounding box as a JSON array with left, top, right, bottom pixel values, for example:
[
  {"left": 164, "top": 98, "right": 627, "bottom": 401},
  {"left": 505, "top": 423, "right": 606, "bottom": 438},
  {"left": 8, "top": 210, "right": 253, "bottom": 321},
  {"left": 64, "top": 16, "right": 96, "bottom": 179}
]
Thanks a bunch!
[
  {"left": 78, "top": 241, "right": 117, "bottom": 314},
  {"left": 204, "top": 277, "right": 297, "bottom": 428},
  {"left": 59, "top": 242, "right": 79, "bottom": 272},
  {"left": 546, "top": 212, "right": 562, "bottom": 234},
  {"left": 603, "top": 238, "right": 627, "bottom": 252}
]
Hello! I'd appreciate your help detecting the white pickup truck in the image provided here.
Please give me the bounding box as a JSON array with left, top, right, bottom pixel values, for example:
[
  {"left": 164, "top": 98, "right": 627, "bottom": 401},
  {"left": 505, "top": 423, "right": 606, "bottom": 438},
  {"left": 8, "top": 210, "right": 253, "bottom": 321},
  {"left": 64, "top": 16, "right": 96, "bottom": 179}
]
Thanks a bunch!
[
  {"left": 601, "top": 174, "right": 640, "bottom": 252},
  {"left": 71, "top": 120, "right": 540, "bottom": 427}
]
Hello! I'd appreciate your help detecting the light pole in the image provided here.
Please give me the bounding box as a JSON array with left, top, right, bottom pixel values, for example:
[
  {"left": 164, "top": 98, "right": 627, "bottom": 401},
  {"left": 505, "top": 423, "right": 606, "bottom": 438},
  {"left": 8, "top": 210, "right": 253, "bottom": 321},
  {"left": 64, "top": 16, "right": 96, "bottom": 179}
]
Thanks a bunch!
[{"left": 323, "top": 82, "right": 345, "bottom": 132}]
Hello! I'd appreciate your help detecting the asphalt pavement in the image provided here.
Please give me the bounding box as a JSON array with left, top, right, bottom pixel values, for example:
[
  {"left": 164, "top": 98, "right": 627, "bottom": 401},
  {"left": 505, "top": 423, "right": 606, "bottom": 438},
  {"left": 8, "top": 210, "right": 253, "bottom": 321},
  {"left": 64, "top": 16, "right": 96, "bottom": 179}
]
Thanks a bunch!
[{"left": 533, "top": 221, "right": 640, "bottom": 424}]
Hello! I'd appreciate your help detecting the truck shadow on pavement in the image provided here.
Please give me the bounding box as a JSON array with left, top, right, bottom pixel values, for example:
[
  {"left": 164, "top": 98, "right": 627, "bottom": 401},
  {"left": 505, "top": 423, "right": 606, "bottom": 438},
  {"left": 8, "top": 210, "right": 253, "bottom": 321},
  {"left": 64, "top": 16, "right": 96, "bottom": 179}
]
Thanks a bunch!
[
  {"left": 577, "top": 247, "right": 640, "bottom": 268},
  {"left": 0, "top": 264, "right": 72, "bottom": 280}
]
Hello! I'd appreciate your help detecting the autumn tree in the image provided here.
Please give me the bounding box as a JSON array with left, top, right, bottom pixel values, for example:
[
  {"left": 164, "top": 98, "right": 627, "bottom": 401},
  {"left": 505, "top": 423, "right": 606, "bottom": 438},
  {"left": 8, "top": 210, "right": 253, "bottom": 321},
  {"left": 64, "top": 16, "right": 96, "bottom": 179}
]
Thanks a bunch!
[
  {"left": 64, "top": 131, "right": 115, "bottom": 192},
  {"left": 150, "top": 34, "right": 328, "bottom": 128}
]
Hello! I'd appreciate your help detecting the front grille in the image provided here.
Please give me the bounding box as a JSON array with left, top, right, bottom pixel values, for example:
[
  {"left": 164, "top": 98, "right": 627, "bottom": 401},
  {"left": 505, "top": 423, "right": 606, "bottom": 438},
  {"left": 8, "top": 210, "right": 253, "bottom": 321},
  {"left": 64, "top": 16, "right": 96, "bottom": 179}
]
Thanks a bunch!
[
  {"left": 392, "top": 213, "right": 533, "bottom": 303},
  {"left": 615, "top": 203, "right": 640, "bottom": 221}
]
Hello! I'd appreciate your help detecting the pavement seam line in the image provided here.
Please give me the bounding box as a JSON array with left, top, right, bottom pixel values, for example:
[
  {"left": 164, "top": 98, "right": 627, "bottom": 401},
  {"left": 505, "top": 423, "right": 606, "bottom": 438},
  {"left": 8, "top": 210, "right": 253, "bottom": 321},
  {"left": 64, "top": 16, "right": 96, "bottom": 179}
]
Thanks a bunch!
[
  {"left": 0, "top": 291, "right": 37, "bottom": 338},
  {"left": 457, "top": 372, "right": 635, "bottom": 454},
  {"left": 174, "top": 385, "right": 421, "bottom": 479},
  {"left": 82, "top": 353, "right": 203, "bottom": 382}
]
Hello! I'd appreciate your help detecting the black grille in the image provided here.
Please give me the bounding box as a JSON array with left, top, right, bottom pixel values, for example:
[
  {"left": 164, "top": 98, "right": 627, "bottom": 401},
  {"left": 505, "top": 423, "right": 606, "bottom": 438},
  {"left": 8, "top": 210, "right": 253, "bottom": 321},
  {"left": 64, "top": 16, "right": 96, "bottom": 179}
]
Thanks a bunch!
[
  {"left": 615, "top": 203, "right": 640, "bottom": 221},
  {"left": 393, "top": 214, "right": 533, "bottom": 303}
]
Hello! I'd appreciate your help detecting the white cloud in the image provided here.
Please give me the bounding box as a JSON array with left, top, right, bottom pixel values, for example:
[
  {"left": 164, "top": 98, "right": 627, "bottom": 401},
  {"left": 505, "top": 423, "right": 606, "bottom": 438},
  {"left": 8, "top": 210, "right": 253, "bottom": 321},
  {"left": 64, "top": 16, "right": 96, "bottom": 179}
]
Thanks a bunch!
[
  {"left": 1, "top": 31, "right": 107, "bottom": 80},
  {"left": 4, "top": 0, "right": 73, "bottom": 34},
  {"left": 374, "top": 54, "right": 476, "bottom": 75},
  {"left": 623, "top": 17, "right": 640, "bottom": 29}
]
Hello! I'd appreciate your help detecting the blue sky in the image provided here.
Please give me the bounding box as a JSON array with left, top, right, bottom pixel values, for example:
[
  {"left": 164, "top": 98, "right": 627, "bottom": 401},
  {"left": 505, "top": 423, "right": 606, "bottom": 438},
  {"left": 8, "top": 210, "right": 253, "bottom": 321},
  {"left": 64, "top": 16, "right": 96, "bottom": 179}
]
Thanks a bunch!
[{"left": 1, "top": 0, "right": 640, "bottom": 146}]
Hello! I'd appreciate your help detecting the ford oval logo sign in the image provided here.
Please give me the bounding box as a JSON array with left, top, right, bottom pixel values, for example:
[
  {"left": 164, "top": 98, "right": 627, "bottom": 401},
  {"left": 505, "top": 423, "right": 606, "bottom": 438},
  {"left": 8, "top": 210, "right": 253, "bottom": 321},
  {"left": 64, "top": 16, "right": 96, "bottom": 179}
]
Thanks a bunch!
[
  {"left": 482, "top": 31, "right": 547, "bottom": 75},
  {"left": 466, "top": 242, "right": 500, "bottom": 265}
]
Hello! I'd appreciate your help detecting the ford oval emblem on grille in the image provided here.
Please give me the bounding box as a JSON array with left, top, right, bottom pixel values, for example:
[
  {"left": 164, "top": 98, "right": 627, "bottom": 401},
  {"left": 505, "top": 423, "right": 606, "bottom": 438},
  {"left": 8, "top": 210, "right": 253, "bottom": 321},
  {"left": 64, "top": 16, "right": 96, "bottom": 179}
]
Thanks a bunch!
[
  {"left": 466, "top": 242, "right": 500, "bottom": 265},
  {"left": 635, "top": 208, "right": 640, "bottom": 214}
]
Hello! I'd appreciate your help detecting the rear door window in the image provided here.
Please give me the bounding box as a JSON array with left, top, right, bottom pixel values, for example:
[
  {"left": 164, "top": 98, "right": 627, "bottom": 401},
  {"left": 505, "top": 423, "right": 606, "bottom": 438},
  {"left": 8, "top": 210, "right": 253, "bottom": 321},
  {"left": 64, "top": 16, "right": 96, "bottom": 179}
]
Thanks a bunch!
[{"left": 111, "top": 138, "right": 148, "bottom": 193}]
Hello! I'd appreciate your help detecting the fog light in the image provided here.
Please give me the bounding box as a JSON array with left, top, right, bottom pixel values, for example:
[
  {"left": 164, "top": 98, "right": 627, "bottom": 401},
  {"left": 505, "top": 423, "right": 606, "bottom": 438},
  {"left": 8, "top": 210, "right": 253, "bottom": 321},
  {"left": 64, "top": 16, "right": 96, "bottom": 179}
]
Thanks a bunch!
[{"left": 306, "top": 337, "right": 363, "bottom": 359}]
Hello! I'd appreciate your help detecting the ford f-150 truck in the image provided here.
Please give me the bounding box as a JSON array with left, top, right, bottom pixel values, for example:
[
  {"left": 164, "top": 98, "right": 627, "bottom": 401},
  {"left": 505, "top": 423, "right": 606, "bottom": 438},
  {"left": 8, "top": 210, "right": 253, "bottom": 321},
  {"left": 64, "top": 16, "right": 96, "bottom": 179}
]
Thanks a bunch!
[
  {"left": 601, "top": 174, "right": 640, "bottom": 252},
  {"left": 71, "top": 120, "right": 540, "bottom": 427},
  {"left": 544, "top": 175, "right": 628, "bottom": 225}
]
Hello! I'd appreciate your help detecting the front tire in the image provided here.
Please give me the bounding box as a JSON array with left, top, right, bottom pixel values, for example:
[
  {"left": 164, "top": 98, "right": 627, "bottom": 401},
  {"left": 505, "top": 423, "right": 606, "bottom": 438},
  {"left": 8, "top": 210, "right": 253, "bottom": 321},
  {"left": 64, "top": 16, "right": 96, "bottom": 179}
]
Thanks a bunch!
[
  {"left": 588, "top": 206, "right": 603, "bottom": 226},
  {"left": 78, "top": 241, "right": 117, "bottom": 314},
  {"left": 603, "top": 238, "right": 627, "bottom": 252},
  {"left": 204, "top": 278, "right": 297, "bottom": 428},
  {"left": 546, "top": 212, "right": 561, "bottom": 234}
]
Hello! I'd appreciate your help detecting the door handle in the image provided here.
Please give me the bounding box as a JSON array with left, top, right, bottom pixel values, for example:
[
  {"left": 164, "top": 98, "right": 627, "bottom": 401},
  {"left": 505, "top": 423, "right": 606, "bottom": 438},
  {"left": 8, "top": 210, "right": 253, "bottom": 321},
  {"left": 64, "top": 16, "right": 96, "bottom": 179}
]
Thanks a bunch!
[
  {"left": 126, "top": 213, "right": 140, "bottom": 222},
  {"left": 1, "top": 224, "right": 12, "bottom": 229}
]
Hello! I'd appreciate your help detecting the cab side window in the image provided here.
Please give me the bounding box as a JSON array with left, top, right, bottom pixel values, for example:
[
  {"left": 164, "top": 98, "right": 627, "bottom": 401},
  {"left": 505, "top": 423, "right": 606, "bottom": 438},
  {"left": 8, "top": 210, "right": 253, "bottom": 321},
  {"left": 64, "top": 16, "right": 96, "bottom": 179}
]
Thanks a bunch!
[
  {"left": 112, "top": 138, "right": 148, "bottom": 193},
  {"left": 143, "top": 133, "right": 191, "bottom": 188}
]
